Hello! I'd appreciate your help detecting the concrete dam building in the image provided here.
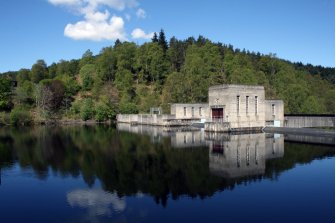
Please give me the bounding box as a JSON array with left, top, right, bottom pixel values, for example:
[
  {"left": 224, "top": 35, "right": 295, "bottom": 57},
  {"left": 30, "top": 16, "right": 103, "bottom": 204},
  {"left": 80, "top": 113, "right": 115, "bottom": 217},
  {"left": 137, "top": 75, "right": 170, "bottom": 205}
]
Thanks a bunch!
[
  {"left": 205, "top": 85, "right": 284, "bottom": 132},
  {"left": 117, "top": 84, "right": 284, "bottom": 132}
]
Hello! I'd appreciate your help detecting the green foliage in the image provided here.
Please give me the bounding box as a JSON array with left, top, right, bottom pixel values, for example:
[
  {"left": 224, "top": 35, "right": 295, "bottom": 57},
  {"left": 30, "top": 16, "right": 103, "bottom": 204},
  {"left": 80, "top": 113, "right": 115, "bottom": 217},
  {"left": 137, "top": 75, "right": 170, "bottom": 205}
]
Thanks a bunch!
[
  {"left": 135, "top": 85, "right": 161, "bottom": 113},
  {"left": 80, "top": 98, "right": 94, "bottom": 121},
  {"left": 115, "top": 68, "right": 134, "bottom": 92},
  {"left": 119, "top": 102, "right": 138, "bottom": 114},
  {"left": 162, "top": 71, "right": 186, "bottom": 103},
  {"left": 79, "top": 49, "right": 94, "bottom": 68},
  {"left": 0, "top": 78, "right": 12, "bottom": 111},
  {"left": 31, "top": 59, "right": 48, "bottom": 83},
  {"left": 15, "top": 80, "right": 34, "bottom": 105},
  {"left": 0, "top": 112, "right": 10, "bottom": 125},
  {"left": 80, "top": 64, "right": 95, "bottom": 91},
  {"left": 151, "top": 32, "right": 158, "bottom": 43},
  {"left": 10, "top": 107, "right": 31, "bottom": 125},
  {"left": 95, "top": 99, "right": 116, "bottom": 121},
  {"left": 96, "top": 47, "right": 117, "bottom": 82},
  {"left": 178, "top": 42, "right": 225, "bottom": 102},
  {"left": 48, "top": 63, "right": 58, "bottom": 78},
  {"left": 135, "top": 42, "right": 170, "bottom": 84},
  {"left": 16, "top": 69, "right": 31, "bottom": 84},
  {"left": 55, "top": 74, "right": 80, "bottom": 97},
  {"left": 168, "top": 37, "right": 187, "bottom": 72},
  {"left": 158, "top": 29, "right": 168, "bottom": 52},
  {"left": 69, "top": 99, "right": 81, "bottom": 116},
  {"left": 301, "top": 96, "right": 326, "bottom": 114},
  {"left": 114, "top": 42, "right": 137, "bottom": 71}
]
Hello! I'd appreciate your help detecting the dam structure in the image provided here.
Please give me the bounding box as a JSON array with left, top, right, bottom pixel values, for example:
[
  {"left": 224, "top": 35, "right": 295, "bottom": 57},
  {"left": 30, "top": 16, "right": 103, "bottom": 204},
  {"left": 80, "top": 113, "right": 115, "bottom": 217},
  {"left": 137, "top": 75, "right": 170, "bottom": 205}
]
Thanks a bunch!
[{"left": 117, "top": 84, "right": 284, "bottom": 132}]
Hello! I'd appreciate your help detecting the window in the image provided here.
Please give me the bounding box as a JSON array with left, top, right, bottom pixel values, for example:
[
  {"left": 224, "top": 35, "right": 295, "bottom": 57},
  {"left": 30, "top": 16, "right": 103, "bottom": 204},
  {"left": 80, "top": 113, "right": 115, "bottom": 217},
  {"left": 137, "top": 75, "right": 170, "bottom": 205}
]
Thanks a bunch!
[
  {"left": 246, "top": 96, "right": 249, "bottom": 115},
  {"left": 255, "top": 96, "right": 258, "bottom": 115},
  {"left": 184, "top": 107, "right": 186, "bottom": 116},
  {"left": 199, "top": 107, "right": 202, "bottom": 116},
  {"left": 191, "top": 107, "right": 194, "bottom": 117},
  {"left": 272, "top": 104, "right": 275, "bottom": 116},
  {"left": 237, "top": 96, "right": 240, "bottom": 116}
]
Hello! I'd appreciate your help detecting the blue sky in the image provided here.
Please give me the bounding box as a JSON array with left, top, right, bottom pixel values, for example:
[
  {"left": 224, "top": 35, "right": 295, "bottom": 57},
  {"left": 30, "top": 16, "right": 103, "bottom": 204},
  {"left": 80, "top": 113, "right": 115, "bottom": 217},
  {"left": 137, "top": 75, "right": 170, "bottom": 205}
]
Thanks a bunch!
[{"left": 0, "top": 0, "right": 334, "bottom": 72}]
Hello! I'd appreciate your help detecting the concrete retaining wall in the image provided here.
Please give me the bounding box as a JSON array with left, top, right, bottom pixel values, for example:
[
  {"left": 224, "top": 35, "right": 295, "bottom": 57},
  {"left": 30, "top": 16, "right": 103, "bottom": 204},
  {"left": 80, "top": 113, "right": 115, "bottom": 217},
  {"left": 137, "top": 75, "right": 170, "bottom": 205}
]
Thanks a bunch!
[
  {"left": 117, "top": 114, "right": 200, "bottom": 126},
  {"left": 284, "top": 115, "right": 335, "bottom": 128}
]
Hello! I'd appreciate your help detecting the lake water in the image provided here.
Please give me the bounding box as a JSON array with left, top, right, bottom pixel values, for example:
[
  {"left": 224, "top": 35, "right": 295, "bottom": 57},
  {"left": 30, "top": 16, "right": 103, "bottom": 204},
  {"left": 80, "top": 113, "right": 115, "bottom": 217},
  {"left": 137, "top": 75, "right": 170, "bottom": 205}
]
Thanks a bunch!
[{"left": 0, "top": 124, "right": 335, "bottom": 223}]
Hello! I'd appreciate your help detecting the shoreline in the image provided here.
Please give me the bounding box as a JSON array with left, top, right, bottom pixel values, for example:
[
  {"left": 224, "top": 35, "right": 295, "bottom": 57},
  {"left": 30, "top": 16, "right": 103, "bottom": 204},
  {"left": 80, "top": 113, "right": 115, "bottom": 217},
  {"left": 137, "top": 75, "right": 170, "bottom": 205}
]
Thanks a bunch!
[{"left": 0, "top": 119, "right": 115, "bottom": 126}]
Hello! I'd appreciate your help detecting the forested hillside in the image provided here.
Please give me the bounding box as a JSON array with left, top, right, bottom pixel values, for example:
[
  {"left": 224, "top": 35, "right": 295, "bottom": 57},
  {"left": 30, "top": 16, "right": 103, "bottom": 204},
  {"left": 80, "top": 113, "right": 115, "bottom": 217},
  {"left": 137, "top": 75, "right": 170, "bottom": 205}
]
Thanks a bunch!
[{"left": 1, "top": 30, "right": 335, "bottom": 124}]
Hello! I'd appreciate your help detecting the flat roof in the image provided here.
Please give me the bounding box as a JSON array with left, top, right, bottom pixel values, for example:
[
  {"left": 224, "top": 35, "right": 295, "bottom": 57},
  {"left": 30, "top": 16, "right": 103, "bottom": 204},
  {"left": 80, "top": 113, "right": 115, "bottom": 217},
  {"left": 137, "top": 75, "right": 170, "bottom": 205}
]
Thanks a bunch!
[
  {"left": 171, "top": 103, "right": 208, "bottom": 106},
  {"left": 209, "top": 84, "right": 264, "bottom": 91},
  {"left": 265, "top": 100, "right": 284, "bottom": 103}
]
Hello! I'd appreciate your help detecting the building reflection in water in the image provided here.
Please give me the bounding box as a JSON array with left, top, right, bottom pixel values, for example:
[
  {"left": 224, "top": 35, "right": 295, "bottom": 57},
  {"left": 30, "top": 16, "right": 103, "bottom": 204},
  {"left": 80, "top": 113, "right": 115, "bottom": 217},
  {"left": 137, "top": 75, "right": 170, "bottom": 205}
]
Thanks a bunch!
[
  {"left": 117, "top": 123, "right": 208, "bottom": 148},
  {"left": 117, "top": 123, "right": 284, "bottom": 179},
  {"left": 207, "top": 132, "right": 284, "bottom": 178}
]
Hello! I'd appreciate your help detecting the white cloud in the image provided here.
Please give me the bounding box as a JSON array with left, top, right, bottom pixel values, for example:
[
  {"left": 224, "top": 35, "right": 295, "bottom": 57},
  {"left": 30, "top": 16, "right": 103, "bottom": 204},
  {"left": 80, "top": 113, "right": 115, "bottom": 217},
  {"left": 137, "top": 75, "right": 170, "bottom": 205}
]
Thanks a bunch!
[
  {"left": 136, "top": 8, "right": 146, "bottom": 19},
  {"left": 85, "top": 10, "right": 110, "bottom": 22},
  {"left": 49, "top": 0, "right": 151, "bottom": 41},
  {"left": 65, "top": 15, "right": 127, "bottom": 41},
  {"left": 131, "top": 28, "right": 154, "bottom": 39}
]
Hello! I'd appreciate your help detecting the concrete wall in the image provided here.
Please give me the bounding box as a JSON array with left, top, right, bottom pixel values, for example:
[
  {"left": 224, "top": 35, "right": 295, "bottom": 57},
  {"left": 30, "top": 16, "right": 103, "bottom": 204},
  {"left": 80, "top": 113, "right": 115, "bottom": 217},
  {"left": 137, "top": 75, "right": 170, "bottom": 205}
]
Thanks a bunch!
[
  {"left": 208, "top": 85, "right": 266, "bottom": 129},
  {"left": 284, "top": 115, "right": 335, "bottom": 128},
  {"left": 170, "top": 103, "right": 209, "bottom": 119},
  {"left": 117, "top": 114, "right": 180, "bottom": 126},
  {"left": 265, "top": 100, "right": 284, "bottom": 127}
]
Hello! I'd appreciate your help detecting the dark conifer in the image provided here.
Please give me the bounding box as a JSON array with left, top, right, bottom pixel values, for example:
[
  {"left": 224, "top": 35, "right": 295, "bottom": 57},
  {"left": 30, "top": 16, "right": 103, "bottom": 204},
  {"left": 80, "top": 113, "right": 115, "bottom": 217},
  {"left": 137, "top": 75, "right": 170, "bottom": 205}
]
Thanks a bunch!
[
  {"left": 151, "top": 32, "right": 158, "bottom": 43},
  {"left": 158, "top": 29, "right": 168, "bottom": 52}
]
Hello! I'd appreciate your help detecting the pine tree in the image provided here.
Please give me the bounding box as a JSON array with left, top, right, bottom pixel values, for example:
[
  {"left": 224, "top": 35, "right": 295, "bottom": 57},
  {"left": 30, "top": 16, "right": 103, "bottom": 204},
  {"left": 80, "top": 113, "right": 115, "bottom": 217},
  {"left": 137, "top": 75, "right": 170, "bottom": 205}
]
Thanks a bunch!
[
  {"left": 114, "top": 39, "right": 122, "bottom": 48},
  {"left": 151, "top": 32, "right": 158, "bottom": 43},
  {"left": 158, "top": 29, "right": 168, "bottom": 52}
]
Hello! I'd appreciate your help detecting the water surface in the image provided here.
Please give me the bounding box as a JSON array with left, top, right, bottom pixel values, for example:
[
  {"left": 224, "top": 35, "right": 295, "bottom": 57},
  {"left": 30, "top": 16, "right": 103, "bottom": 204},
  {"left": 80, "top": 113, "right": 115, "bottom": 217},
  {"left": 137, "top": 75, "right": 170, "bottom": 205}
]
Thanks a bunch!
[{"left": 0, "top": 124, "right": 335, "bottom": 223}]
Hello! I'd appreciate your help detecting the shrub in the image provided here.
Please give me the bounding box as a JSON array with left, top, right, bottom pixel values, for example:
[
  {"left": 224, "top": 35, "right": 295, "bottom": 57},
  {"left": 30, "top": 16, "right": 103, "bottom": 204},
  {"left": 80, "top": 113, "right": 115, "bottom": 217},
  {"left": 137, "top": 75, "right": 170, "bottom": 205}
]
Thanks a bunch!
[
  {"left": 80, "top": 98, "right": 94, "bottom": 121},
  {"left": 95, "top": 102, "right": 116, "bottom": 122},
  {"left": 0, "top": 112, "right": 10, "bottom": 125},
  {"left": 119, "top": 102, "right": 138, "bottom": 114},
  {"left": 10, "top": 107, "right": 32, "bottom": 125},
  {"left": 70, "top": 100, "right": 81, "bottom": 115}
]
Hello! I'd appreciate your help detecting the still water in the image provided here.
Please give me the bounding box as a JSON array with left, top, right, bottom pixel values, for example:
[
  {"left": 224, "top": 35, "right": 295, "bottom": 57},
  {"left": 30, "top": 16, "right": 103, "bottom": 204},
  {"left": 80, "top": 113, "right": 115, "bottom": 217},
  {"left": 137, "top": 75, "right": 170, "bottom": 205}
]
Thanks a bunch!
[{"left": 0, "top": 124, "right": 335, "bottom": 223}]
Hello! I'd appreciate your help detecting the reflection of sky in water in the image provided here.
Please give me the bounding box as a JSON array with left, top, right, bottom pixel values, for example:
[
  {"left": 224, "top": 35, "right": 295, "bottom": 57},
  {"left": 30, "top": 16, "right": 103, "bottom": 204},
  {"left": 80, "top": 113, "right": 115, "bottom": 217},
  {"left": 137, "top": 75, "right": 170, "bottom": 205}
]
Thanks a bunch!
[{"left": 67, "top": 189, "right": 126, "bottom": 216}]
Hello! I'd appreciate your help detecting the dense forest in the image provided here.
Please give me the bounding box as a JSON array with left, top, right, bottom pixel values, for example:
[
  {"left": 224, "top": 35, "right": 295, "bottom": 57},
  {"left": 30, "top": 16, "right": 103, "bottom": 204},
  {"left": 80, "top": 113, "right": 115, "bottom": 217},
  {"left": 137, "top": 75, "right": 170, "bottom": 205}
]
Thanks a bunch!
[{"left": 1, "top": 30, "right": 335, "bottom": 124}]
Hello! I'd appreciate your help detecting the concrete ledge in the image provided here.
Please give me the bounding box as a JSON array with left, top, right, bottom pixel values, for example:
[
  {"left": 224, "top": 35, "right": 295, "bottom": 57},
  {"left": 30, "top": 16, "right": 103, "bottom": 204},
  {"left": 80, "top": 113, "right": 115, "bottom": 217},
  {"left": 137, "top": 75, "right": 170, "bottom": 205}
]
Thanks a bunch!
[{"left": 264, "top": 127, "right": 335, "bottom": 137}]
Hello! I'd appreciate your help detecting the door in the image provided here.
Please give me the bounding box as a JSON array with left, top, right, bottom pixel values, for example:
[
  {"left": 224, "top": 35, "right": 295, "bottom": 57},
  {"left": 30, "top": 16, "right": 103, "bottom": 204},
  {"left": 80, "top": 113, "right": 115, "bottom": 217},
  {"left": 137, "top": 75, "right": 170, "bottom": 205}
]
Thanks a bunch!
[{"left": 212, "top": 108, "right": 224, "bottom": 121}]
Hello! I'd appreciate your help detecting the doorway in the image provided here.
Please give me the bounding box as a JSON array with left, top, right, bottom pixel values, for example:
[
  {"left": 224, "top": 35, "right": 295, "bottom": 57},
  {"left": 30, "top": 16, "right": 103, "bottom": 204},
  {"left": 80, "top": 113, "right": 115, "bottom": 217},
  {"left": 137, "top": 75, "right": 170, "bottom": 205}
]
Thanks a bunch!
[{"left": 212, "top": 108, "right": 224, "bottom": 121}]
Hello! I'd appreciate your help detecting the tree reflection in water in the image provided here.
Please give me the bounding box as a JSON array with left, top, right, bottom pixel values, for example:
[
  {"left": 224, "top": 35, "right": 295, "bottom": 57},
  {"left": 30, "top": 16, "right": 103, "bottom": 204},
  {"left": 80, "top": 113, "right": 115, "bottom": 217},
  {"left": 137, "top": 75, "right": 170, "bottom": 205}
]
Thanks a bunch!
[{"left": 0, "top": 124, "right": 335, "bottom": 207}]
